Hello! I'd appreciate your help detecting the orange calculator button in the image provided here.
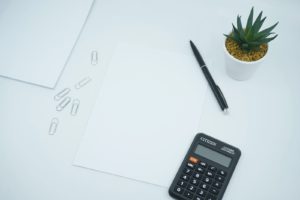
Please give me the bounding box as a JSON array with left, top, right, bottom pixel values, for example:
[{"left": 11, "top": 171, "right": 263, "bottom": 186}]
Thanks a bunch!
[{"left": 189, "top": 156, "right": 199, "bottom": 164}]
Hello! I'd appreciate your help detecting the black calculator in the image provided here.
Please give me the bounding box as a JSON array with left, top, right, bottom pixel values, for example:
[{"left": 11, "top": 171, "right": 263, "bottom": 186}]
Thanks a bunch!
[{"left": 169, "top": 133, "right": 241, "bottom": 200}]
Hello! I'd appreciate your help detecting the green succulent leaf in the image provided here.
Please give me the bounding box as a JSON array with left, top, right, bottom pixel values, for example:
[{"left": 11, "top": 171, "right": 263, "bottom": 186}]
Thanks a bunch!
[
  {"left": 241, "top": 43, "right": 249, "bottom": 49},
  {"left": 237, "top": 16, "right": 244, "bottom": 33},
  {"left": 257, "top": 34, "right": 278, "bottom": 43},
  {"left": 246, "top": 29, "right": 254, "bottom": 41},
  {"left": 232, "top": 24, "right": 239, "bottom": 35},
  {"left": 246, "top": 41, "right": 262, "bottom": 46},
  {"left": 251, "top": 11, "right": 263, "bottom": 35},
  {"left": 256, "top": 16, "right": 267, "bottom": 33},
  {"left": 245, "top": 7, "right": 254, "bottom": 34},
  {"left": 253, "top": 32, "right": 275, "bottom": 40},
  {"left": 224, "top": 34, "right": 235, "bottom": 41},
  {"left": 256, "top": 22, "right": 279, "bottom": 39},
  {"left": 232, "top": 24, "right": 242, "bottom": 42}
]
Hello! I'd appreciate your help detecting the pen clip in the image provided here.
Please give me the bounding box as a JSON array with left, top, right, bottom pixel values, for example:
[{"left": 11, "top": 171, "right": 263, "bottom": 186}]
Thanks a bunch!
[{"left": 215, "top": 85, "right": 228, "bottom": 108}]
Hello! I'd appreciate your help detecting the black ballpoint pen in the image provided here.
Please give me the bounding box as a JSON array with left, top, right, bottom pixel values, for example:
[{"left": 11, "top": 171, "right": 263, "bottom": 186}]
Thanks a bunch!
[{"left": 190, "top": 40, "right": 229, "bottom": 113}]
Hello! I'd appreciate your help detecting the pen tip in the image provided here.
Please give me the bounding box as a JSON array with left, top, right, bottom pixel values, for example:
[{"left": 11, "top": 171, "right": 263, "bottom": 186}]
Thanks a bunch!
[{"left": 223, "top": 109, "right": 229, "bottom": 115}]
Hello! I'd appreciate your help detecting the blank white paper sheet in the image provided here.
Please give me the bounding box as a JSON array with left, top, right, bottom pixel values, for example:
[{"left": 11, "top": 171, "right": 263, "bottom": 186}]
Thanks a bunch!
[
  {"left": 74, "top": 44, "right": 208, "bottom": 187},
  {"left": 0, "top": 0, "right": 94, "bottom": 88}
]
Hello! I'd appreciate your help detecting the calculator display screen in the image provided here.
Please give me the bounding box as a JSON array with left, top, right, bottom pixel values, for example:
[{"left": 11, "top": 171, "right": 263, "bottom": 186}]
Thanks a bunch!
[{"left": 194, "top": 145, "right": 232, "bottom": 167}]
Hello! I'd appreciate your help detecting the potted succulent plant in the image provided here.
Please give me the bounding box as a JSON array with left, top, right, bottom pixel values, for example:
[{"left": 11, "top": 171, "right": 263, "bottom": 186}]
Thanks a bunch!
[{"left": 224, "top": 7, "right": 279, "bottom": 80}]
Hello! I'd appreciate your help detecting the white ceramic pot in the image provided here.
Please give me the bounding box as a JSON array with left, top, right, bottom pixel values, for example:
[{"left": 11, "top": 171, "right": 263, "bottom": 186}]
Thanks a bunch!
[{"left": 224, "top": 40, "right": 267, "bottom": 81}]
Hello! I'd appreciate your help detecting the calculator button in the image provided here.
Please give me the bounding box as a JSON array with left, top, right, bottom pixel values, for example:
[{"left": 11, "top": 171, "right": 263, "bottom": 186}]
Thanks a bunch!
[
  {"left": 184, "top": 191, "right": 194, "bottom": 199},
  {"left": 217, "top": 170, "right": 227, "bottom": 177},
  {"left": 177, "top": 180, "right": 187, "bottom": 188},
  {"left": 187, "top": 184, "right": 196, "bottom": 192},
  {"left": 194, "top": 196, "right": 204, "bottom": 200},
  {"left": 193, "top": 172, "right": 202, "bottom": 179},
  {"left": 199, "top": 183, "right": 209, "bottom": 190},
  {"left": 205, "top": 194, "right": 216, "bottom": 200},
  {"left": 215, "top": 175, "right": 225, "bottom": 183},
  {"left": 212, "top": 181, "right": 222, "bottom": 189},
  {"left": 190, "top": 178, "right": 200, "bottom": 186},
  {"left": 205, "top": 171, "right": 215, "bottom": 178},
  {"left": 187, "top": 162, "right": 196, "bottom": 169},
  {"left": 181, "top": 174, "right": 190, "bottom": 181},
  {"left": 209, "top": 187, "right": 219, "bottom": 195},
  {"left": 199, "top": 161, "right": 207, "bottom": 168},
  {"left": 208, "top": 166, "right": 217, "bottom": 172},
  {"left": 197, "top": 189, "right": 207, "bottom": 197},
  {"left": 189, "top": 156, "right": 199, "bottom": 164},
  {"left": 184, "top": 168, "right": 193, "bottom": 175},
  {"left": 174, "top": 186, "right": 184, "bottom": 194},
  {"left": 202, "top": 177, "right": 213, "bottom": 184},
  {"left": 196, "top": 166, "right": 205, "bottom": 174}
]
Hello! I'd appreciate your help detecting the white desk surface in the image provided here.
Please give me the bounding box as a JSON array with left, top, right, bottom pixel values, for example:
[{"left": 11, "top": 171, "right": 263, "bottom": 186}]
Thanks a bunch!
[{"left": 1, "top": 0, "right": 300, "bottom": 199}]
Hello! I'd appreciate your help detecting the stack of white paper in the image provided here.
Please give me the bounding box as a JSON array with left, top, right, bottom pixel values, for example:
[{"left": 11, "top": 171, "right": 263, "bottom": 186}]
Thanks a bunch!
[
  {"left": 74, "top": 44, "right": 208, "bottom": 187},
  {"left": 0, "top": 0, "right": 94, "bottom": 88}
]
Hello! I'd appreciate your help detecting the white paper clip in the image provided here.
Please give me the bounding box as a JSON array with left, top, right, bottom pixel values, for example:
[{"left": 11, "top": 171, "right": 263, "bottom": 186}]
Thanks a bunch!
[
  {"left": 71, "top": 99, "right": 80, "bottom": 116},
  {"left": 91, "top": 50, "right": 98, "bottom": 65},
  {"left": 75, "top": 77, "right": 92, "bottom": 89},
  {"left": 54, "top": 88, "right": 71, "bottom": 101},
  {"left": 56, "top": 96, "right": 71, "bottom": 111},
  {"left": 48, "top": 118, "right": 59, "bottom": 135}
]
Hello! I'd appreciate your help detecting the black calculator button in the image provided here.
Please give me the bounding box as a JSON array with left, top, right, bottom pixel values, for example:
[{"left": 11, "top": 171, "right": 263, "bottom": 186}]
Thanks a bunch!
[
  {"left": 205, "top": 195, "right": 216, "bottom": 200},
  {"left": 174, "top": 186, "right": 184, "bottom": 194},
  {"left": 184, "top": 191, "right": 194, "bottom": 199},
  {"left": 202, "top": 177, "right": 213, "bottom": 184},
  {"left": 197, "top": 189, "right": 207, "bottom": 197},
  {"left": 190, "top": 178, "right": 200, "bottom": 186},
  {"left": 205, "top": 171, "right": 215, "bottom": 178},
  {"left": 194, "top": 196, "right": 204, "bottom": 200},
  {"left": 199, "top": 161, "right": 207, "bottom": 168},
  {"left": 184, "top": 168, "right": 193, "bottom": 175},
  {"left": 187, "top": 162, "right": 196, "bottom": 169},
  {"left": 181, "top": 174, "right": 190, "bottom": 181},
  {"left": 215, "top": 175, "right": 225, "bottom": 183},
  {"left": 199, "top": 183, "right": 209, "bottom": 190},
  {"left": 177, "top": 180, "right": 187, "bottom": 188},
  {"left": 187, "top": 184, "right": 197, "bottom": 192},
  {"left": 217, "top": 170, "right": 227, "bottom": 177},
  {"left": 209, "top": 188, "right": 219, "bottom": 195},
  {"left": 196, "top": 166, "right": 205, "bottom": 174},
  {"left": 208, "top": 166, "right": 217, "bottom": 172},
  {"left": 212, "top": 181, "right": 222, "bottom": 189},
  {"left": 193, "top": 172, "right": 202, "bottom": 179}
]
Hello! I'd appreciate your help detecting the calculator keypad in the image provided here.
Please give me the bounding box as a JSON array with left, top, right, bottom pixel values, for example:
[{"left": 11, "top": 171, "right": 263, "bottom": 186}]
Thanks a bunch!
[{"left": 173, "top": 160, "right": 227, "bottom": 200}]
